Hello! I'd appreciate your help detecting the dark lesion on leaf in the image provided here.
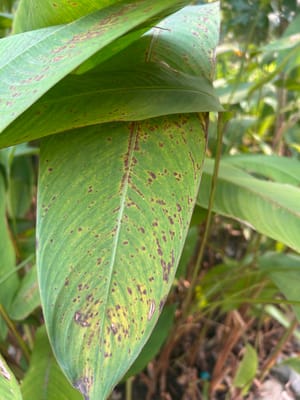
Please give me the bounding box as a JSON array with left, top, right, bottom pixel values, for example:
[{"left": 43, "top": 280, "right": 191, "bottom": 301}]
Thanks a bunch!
[
  {"left": 74, "top": 311, "right": 91, "bottom": 327},
  {"left": 73, "top": 375, "right": 93, "bottom": 400}
]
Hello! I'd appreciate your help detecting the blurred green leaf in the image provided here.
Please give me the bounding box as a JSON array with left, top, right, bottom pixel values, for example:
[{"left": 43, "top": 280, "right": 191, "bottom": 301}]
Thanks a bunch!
[
  {"left": 7, "top": 156, "right": 34, "bottom": 219},
  {"left": 10, "top": 265, "right": 40, "bottom": 321},
  {"left": 0, "top": 12, "right": 12, "bottom": 29},
  {"left": 197, "top": 159, "right": 300, "bottom": 252},
  {"left": 123, "top": 304, "right": 176, "bottom": 379},
  {"left": 21, "top": 326, "right": 83, "bottom": 400},
  {"left": 0, "top": 173, "right": 18, "bottom": 339},
  {"left": 259, "top": 252, "right": 300, "bottom": 321},
  {"left": 223, "top": 154, "right": 300, "bottom": 185},
  {"left": 176, "top": 225, "right": 198, "bottom": 278},
  {"left": 233, "top": 344, "right": 258, "bottom": 390},
  {"left": 280, "top": 357, "right": 300, "bottom": 374},
  {"left": 0, "top": 353, "right": 22, "bottom": 400}
]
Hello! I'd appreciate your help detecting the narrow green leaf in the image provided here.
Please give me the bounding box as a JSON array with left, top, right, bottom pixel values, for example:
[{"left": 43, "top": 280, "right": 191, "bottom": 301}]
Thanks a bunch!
[
  {"left": 0, "top": 353, "right": 22, "bottom": 400},
  {"left": 259, "top": 252, "right": 300, "bottom": 322},
  {"left": 233, "top": 344, "right": 258, "bottom": 389},
  {"left": 0, "top": 0, "right": 189, "bottom": 134},
  {"left": 0, "top": 173, "right": 18, "bottom": 339},
  {"left": 197, "top": 159, "right": 300, "bottom": 252},
  {"left": 37, "top": 114, "right": 206, "bottom": 399},
  {"left": 7, "top": 155, "right": 34, "bottom": 218},
  {"left": 260, "top": 33, "right": 300, "bottom": 53},
  {"left": 0, "top": 65, "right": 221, "bottom": 148},
  {"left": 223, "top": 154, "right": 300, "bottom": 186},
  {"left": 21, "top": 326, "right": 83, "bottom": 400},
  {"left": 9, "top": 265, "right": 40, "bottom": 320}
]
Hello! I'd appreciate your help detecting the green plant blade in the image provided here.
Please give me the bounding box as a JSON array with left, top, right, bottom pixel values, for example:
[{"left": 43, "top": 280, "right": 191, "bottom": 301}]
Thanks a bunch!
[
  {"left": 37, "top": 114, "right": 205, "bottom": 399},
  {"left": 123, "top": 304, "right": 176, "bottom": 380},
  {"left": 197, "top": 159, "right": 300, "bottom": 252},
  {"left": 7, "top": 155, "right": 34, "bottom": 218},
  {"left": 0, "top": 0, "right": 188, "bottom": 134},
  {"left": 9, "top": 265, "right": 40, "bottom": 321},
  {"left": 21, "top": 326, "right": 83, "bottom": 400},
  {"left": 0, "top": 353, "right": 22, "bottom": 400},
  {"left": 259, "top": 252, "right": 300, "bottom": 321},
  {"left": 77, "top": 2, "right": 220, "bottom": 77},
  {"left": 233, "top": 344, "right": 258, "bottom": 391},
  {"left": 0, "top": 173, "right": 18, "bottom": 339},
  {"left": 0, "top": 2, "right": 222, "bottom": 149},
  {"left": 0, "top": 65, "right": 221, "bottom": 148},
  {"left": 223, "top": 154, "right": 300, "bottom": 186}
]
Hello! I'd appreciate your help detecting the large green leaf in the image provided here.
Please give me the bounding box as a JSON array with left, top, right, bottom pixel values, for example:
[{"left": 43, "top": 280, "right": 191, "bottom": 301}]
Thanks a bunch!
[
  {"left": 21, "top": 326, "right": 83, "bottom": 400},
  {"left": 197, "top": 159, "right": 300, "bottom": 252},
  {"left": 0, "top": 3, "right": 222, "bottom": 149},
  {"left": 0, "top": 65, "right": 221, "bottom": 148},
  {"left": 37, "top": 114, "right": 205, "bottom": 399},
  {"left": 0, "top": 0, "right": 188, "bottom": 135},
  {"left": 0, "top": 353, "right": 22, "bottom": 400},
  {"left": 0, "top": 173, "right": 18, "bottom": 339},
  {"left": 76, "top": 2, "right": 220, "bottom": 77}
]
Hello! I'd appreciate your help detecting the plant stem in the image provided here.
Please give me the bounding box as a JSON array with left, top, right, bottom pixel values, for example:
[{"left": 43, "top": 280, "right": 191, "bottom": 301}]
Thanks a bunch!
[
  {"left": 182, "top": 112, "right": 225, "bottom": 317},
  {"left": 126, "top": 376, "right": 134, "bottom": 400},
  {"left": 0, "top": 304, "right": 30, "bottom": 363}
]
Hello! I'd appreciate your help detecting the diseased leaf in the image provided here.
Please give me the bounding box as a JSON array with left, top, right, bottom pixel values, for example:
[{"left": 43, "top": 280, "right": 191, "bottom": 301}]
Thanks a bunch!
[
  {"left": 0, "top": 0, "right": 190, "bottom": 135},
  {"left": 14, "top": 0, "right": 122, "bottom": 32},
  {"left": 0, "top": 3, "right": 222, "bottom": 148},
  {"left": 197, "top": 159, "right": 300, "bottom": 252},
  {"left": 77, "top": 3, "right": 220, "bottom": 77},
  {"left": 21, "top": 326, "right": 83, "bottom": 400},
  {"left": 37, "top": 114, "right": 206, "bottom": 399},
  {"left": 0, "top": 353, "right": 22, "bottom": 400},
  {"left": 0, "top": 65, "right": 221, "bottom": 147}
]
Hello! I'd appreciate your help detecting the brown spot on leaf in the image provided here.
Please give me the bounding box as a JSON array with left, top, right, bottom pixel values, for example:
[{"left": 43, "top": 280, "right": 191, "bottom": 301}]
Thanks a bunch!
[{"left": 74, "top": 311, "right": 91, "bottom": 327}]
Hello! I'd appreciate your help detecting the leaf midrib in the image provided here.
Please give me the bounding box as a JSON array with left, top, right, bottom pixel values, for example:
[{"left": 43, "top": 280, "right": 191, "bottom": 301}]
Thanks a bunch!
[
  {"left": 97, "top": 123, "right": 137, "bottom": 375},
  {"left": 34, "top": 85, "right": 215, "bottom": 105}
]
